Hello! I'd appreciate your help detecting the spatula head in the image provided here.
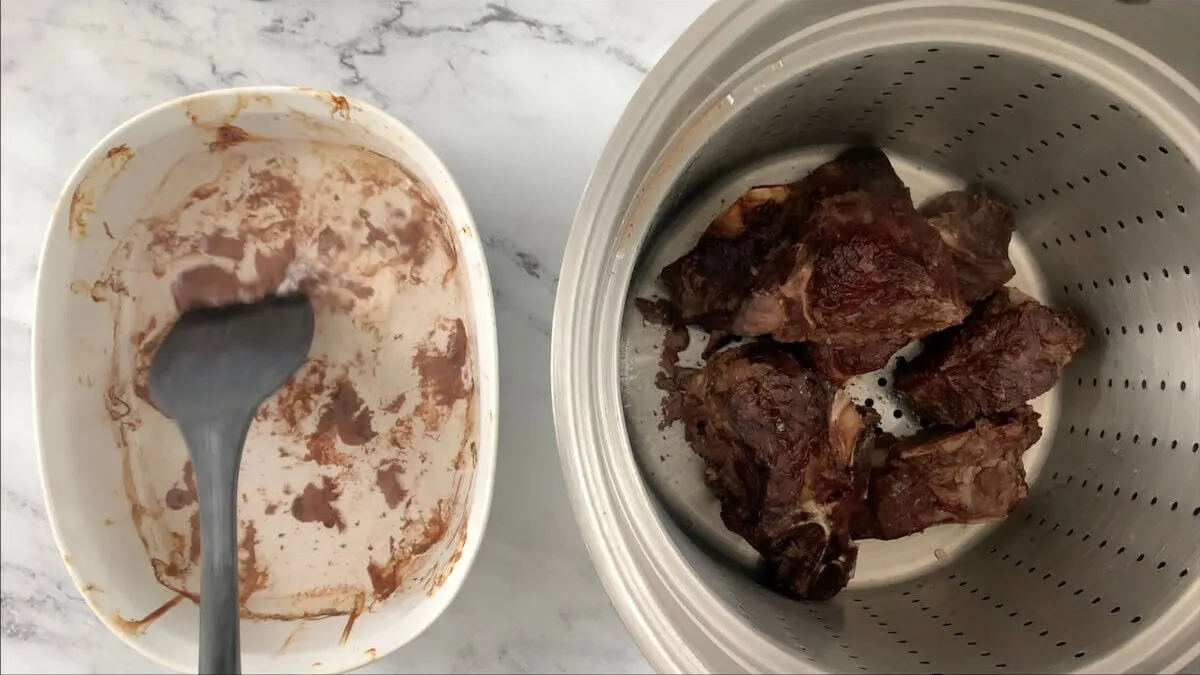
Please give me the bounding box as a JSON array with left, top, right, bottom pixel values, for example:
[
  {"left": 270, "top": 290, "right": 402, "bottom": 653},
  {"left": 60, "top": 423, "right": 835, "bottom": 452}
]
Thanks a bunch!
[{"left": 149, "top": 294, "right": 316, "bottom": 422}]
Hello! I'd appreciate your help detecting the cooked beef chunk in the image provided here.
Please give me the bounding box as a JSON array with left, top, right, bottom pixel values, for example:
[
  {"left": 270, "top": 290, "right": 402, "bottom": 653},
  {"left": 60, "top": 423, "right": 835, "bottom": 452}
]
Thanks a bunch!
[
  {"left": 660, "top": 147, "right": 910, "bottom": 331},
  {"left": 660, "top": 185, "right": 804, "bottom": 330},
  {"left": 734, "top": 189, "right": 969, "bottom": 351},
  {"left": 895, "top": 287, "right": 1088, "bottom": 427},
  {"left": 804, "top": 334, "right": 913, "bottom": 387},
  {"left": 920, "top": 185, "right": 1017, "bottom": 303},
  {"left": 854, "top": 405, "right": 1042, "bottom": 540},
  {"left": 678, "top": 341, "right": 879, "bottom": 599}
]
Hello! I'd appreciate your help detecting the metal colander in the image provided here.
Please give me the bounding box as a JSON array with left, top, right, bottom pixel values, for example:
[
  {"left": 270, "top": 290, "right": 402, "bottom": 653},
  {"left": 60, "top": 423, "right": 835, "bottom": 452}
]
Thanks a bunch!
[{"left": 552, "top": 1, "right": 1200, "bottom": 673}]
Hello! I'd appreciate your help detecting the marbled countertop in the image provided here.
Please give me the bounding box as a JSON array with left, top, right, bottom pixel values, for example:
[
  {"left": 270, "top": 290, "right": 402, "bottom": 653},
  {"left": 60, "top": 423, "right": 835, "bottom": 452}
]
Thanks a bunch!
[{"left": 0, "top": 1, "right": 707, "bottom": 672}]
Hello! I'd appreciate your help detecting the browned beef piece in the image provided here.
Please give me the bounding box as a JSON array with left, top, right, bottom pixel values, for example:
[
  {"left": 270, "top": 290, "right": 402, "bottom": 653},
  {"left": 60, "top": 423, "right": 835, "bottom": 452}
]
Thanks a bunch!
[
  {"left": 659, "top": 185, "right": 803, "bottom": 330},
  {"left": 734, "top": 189, "right": 969, "bottom": 349},
  {"left": 804, "top": 334, "right": 912, "bottom": 387},
  {"left": 854, "top": 405, "right": 1042, "bottom": 540},
  {"left": 660, "top": 147, "right": 909, "bottom": 330},
  {"left": 895, "top": 287, "right": 1088, "bottom": 427},
  {"left": 678, "top": 341, "right": 879, "bottom": 600},
  {"left": 920, "top": 186, "right": 1017, "bottom": 303}
]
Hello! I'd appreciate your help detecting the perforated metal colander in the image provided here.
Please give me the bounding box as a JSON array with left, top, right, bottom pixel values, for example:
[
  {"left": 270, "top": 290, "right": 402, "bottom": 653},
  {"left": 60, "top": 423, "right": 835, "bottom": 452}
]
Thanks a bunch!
[{"left": 553, "top": 1, "right": 1200, "bottom": 673}]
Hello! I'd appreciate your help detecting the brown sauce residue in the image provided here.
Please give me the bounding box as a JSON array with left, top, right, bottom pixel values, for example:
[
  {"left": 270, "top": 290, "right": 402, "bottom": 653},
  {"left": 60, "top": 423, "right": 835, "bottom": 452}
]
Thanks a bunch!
[
  {"left": 273, "top": 359, "right": 327, "bottom": 429},
  {"left": 365, "top": 538, "right": 413, "bottom": 602},
  {"left": 171, "top": 264, "right": 242, "bottom": 311},
  {"left": 202, "top": 233, "right": 245, "bottom": 260},
  {"left": 130, "top": 316, "right": 168, "bottom": 407},
  {"left": 413, "top": 319, "right": 471, "bottom": 434},
  {"left": 327, "top": 92, "right": 351, "bottom": 120},
  {"left": 432, "top": 525, "right": 470, "bottom": 592},
  {"left": 112, "top": 593, "right": 186, "bottom": 636},
  {"left": 188, "top": 511, "right": 201, "bottom": 564},
  {"left": 635, "top": 298, "right": 694, "bottom": 429},
  {"left": 238, "top": 521, "right": 269, "bottom": 603},
  {"left": 383, "top": 393, "right": 406, "bottom": 414},
  {"left": 252, "top": 240, "right": 298, "bottom": 293},
  {"left": 291, "top": 476, "right": 346, "bottom": 531},
  {"left": 245, "top": 168, "right": 301, "bottom": 219},
  {"left": 164, "top": 461, "right": 196, "bottom": 510},
  {"left": 307, "top": 379, "right": 376, "bottom": 465},
  {"left": 339, "top": 591, "right": 366, "bottom": 645},
  {"left": 209, "top": 124, "right": 251, "bottom": 153},
  {"left": 69, "top": 144, "right": 134, "bottom": 241},
  {"left": 376, "top": 461, "right": 408, "bottom": 509}
]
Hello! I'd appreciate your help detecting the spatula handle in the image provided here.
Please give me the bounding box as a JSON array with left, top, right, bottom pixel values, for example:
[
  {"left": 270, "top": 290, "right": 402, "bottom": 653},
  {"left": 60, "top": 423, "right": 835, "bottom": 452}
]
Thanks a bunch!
[{"left": 182, "top": 415, "right": 252, "bottom": 675}]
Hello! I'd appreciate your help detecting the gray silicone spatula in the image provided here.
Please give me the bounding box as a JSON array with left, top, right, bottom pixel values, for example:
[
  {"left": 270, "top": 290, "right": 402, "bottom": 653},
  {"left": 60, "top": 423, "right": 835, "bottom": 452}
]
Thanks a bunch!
[{"left": 148, "top": 293, "right": 315, "bottom": 675}]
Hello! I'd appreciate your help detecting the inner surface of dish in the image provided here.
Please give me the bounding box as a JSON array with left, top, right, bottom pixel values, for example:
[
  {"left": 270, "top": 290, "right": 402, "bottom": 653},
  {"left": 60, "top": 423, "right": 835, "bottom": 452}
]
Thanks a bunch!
[{"left": 93, "top": 137, "right": 476, "bottom": 620}]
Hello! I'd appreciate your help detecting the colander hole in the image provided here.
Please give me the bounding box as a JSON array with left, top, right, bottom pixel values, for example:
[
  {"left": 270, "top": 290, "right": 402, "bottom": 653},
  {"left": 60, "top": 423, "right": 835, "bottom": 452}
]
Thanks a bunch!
[
  {"left": 1137, "top": 553, "right": 1147, "bottom": 561},
  {"left": 1057, "top": 641, "right": 1067, "bottom": 647},
  {"left": 1183, "top": 569, "right": 1191, "bottom": 577},
  {"left": 1111, "top": 606, "right": 1121, "bottom": 614},
  {"left": 1131, "top": 616, "right": 1143, "bottom": 624},
  {"left": 1075, "top": 652, "right": 1087, "bottom": 659},
  {"left": 1170, "top": 502, "right": 1179, "bottom": 511}
]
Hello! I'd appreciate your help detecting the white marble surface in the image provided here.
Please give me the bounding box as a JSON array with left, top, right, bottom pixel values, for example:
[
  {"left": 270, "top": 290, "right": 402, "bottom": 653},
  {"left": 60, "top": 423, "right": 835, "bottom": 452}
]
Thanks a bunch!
[{"left": 0, "top": 1, "right": 708, "bottom": 671}]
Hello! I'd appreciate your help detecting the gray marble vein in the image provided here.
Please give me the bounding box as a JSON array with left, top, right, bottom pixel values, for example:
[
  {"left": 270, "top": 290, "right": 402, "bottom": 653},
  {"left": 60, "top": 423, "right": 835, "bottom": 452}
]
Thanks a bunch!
[{"left": 0, "top": 0, "right": 708, "bottom": 672}]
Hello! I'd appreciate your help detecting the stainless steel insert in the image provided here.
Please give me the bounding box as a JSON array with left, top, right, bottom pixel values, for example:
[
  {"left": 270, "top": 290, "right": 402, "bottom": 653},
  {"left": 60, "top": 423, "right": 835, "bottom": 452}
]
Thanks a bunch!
[{"left": 553, "top": 1, "right": 1200, "bottom": 673}]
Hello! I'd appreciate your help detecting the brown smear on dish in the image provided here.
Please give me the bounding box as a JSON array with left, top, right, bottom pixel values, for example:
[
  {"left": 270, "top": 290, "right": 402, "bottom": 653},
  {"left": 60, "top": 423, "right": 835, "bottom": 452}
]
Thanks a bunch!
[
  {"left": 209, "top": 124, "right": 251, "bottom": 153},
  {"left": 376, "top": 461, "right": 408, "bottom": 509},
  {"left": 238, "top": 522, "right": 270, "bottom": 603},
  {"left": 292, "top": 476, "right": 347, "bottom": 531},
  {"left": 339, "top": 591, "right": 366, "bottom": 645},
  {"left": 97, "top": 137, "right": 478, "bottom": 621},
  {"left": 112, "top": 593, "right": 186, "bottom": 636},
  {"left": 164, "top": 461, "right": 196, "bottom": 510},
  {"left": 69, "top": 143, "right": 135, "bottom": 241},
  {"left": 306, "top": 379, "right": 376, "bottom": 466},
  {"left": 413, "top": 318, "right": 471, "bottom": 435}
]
